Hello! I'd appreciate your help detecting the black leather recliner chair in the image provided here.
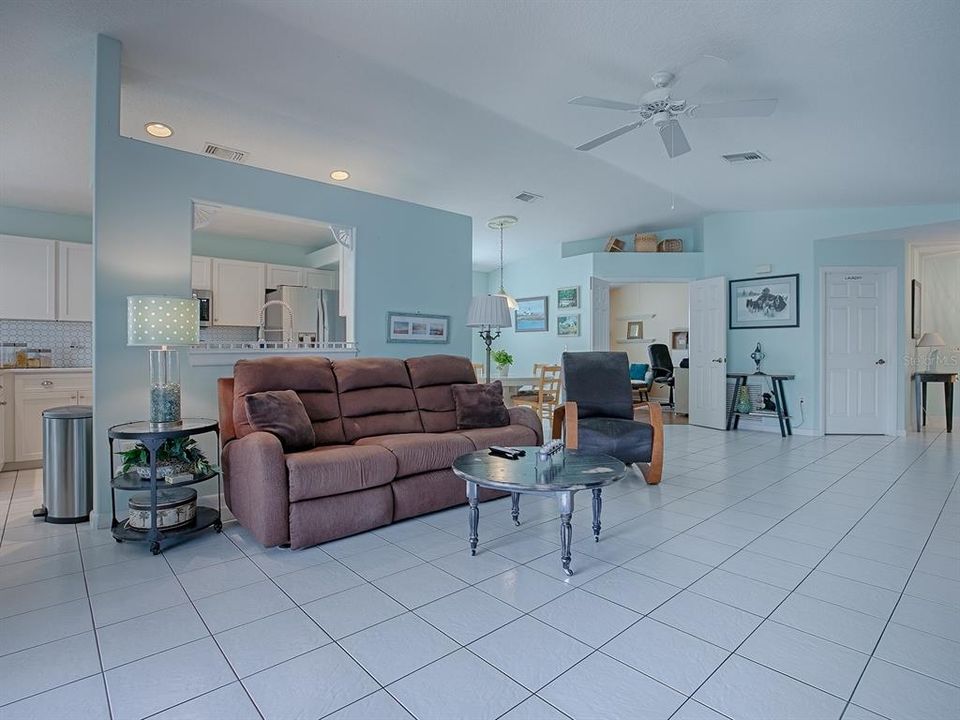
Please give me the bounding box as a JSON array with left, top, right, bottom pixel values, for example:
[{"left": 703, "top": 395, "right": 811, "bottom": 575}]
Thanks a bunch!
[{"left": 552, "top": 351, "right": 663, "bottom": 485}]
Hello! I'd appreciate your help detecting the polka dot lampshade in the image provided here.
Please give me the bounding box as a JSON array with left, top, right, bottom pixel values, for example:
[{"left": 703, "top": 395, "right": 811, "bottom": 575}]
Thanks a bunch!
[{"left": 127, "top": 296, "right": 200, "bottom": 347}]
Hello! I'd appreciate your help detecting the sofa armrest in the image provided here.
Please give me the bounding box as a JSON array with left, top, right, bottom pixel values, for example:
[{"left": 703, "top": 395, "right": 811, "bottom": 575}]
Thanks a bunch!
[
  {"left": 508, "top": 405, "right": 544, "bottom": 445},
  {"left": 222, "top": 431, "right": 290, "bottom": 547}
]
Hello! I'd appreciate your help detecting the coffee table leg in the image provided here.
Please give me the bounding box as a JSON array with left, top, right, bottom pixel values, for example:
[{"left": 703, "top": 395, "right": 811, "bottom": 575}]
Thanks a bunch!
[
  {"left": 592, "top": 488, "right": 602, "bottom": 542},
  {"left": 467, "top": 481, "right": 479, "bottom": 556},
  {"left": 511, "top": 492, "right": 521, "bottom": 526},
  {"left": 557, "top": 491, "right": 574, "bottom": 576}
]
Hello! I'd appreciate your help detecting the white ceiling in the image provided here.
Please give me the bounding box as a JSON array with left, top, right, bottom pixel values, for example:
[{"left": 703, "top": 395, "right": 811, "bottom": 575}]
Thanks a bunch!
[
  {"left": 196, "top": 204, "right": 335, "bottom": 250},
  {"left": 1, "top": 0, "right": 958, "bottom": 269}
]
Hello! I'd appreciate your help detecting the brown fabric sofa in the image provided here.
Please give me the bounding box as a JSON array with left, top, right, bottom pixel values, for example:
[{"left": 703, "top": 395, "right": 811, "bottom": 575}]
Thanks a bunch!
[{"left": 217, "top": 354, "right": 543, "bottom": 549}]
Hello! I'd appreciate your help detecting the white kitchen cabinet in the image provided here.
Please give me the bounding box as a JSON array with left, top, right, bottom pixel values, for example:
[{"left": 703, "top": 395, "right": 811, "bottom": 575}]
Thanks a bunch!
[
  {"left": 11, "top": 372, "right": 93, "bottom": 463},
  {"left": 0, "top": 235, "right": 57, "bottom": 320},
  {"left": 77, "top": 390, "right": 93, "bottom": 406},
  {"left": 0, "top": 379, "right": 7, "bottom": 470},
  {"left": 211, "top": 258, "right": 266, "bottom": 327},
  {"left": 57, "top": 241, "right": 93, "bottom": 321},
  {"left": 305, "top": 269, "right": 337, "bottom": 290},
  {"left": 266, "top": 264, "right": 305, "bottom": 289},
  {"left": 192, "top": 256, "right": 213, "bottom": 291}
]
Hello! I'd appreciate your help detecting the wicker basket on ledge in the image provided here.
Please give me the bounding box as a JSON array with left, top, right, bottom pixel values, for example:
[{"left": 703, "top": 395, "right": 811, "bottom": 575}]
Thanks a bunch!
[
  {"left": 657, "top": 238, "right": 683, "bottom": 253},
  {"left": 634, "top": 233, "right": 658, "bottom": 252}
]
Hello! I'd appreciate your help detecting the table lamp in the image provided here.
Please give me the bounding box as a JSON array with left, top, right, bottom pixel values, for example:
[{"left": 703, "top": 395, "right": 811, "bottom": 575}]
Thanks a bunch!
[
  {"left": 917, "top": 332, "right": 945, "bottom": 372},
  {"left": 127, "top": 296, "right": 200, "bottom": 426},
  {"left": 466, "top": 294, "right": 512, "bottom": 382}
]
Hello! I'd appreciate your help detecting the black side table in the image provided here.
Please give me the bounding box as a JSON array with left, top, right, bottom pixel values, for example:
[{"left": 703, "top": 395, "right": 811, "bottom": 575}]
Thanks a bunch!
[
  {"left": 912, "top": 373, "right": 957, "bottom": 433},
  {"left": 726, "top": 372, "right": 796, "bottom": 437},
  {"left": 108, "top": 418, "right": 222, "bottom": 555}
]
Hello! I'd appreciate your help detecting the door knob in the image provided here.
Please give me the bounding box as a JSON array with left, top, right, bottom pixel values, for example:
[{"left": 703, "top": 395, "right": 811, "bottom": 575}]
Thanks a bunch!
[{"left": 876, "top": 359, "right": 886, "bottom": 365}]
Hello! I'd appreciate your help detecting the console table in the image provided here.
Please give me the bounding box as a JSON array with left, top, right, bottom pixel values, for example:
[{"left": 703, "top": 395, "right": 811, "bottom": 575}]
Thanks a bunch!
[
  {"left": 726, "top": 372, "right": 796, "bottom": 437},
  {"left": 912, "top": 372, "right": 956, "bottom": 433}
]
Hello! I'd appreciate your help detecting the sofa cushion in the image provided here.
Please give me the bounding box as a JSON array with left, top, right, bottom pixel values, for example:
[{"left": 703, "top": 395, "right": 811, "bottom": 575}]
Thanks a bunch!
[
  {"left": 452, "top": 381, "right": 510, "bottom": 429},
  {"left": 286, "top": 444, "right": 398, "bottom": 502},
  {"left": 356, "top": 432, "right": 474, "bottom": 477},
  {"left": 233, "top": 357, "right": 344, "bottom": 445},
  {"left": 334, "top": 358, "right": 423, "bottom": 442},
  {"left": 455, "top": 424, "right": 540, "bottom": 451},
  {"left": 578, "top": 417, "right": 654, "bottom": 465},
  {"left": 406, "top": 355, "right": 478, "bottom": 433},
  {"left": 244, "top": 390, "right": 316, "bottom": 451}
]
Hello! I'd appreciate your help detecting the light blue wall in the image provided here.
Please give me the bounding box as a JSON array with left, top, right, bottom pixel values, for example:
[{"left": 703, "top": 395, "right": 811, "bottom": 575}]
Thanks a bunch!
[
  {"left": 91, "top": 36, "right": 472, "bottom": 518},
  {"left": 703, "top": 206, "right": 960, "bottom": 433},
  {"left": 483, "top": 253, "right": 594, "bottom": 374},
  {"left": 0, "top": 205, "right": 92, "bottom": 243},
  {"left": 191, "top": 231, "right": 319, "bottom": 266},
  {"left": 592, "top": 251, "right": 704, "bottom": 281}
]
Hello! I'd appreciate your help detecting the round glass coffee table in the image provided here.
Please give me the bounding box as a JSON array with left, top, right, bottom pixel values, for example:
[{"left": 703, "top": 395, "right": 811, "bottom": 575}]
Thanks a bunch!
[{"left": 452, "top": 448, "right": 626, "bottom": 575}]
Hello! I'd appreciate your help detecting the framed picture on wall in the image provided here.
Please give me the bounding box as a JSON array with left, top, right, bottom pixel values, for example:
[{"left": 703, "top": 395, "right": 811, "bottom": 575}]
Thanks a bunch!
[
  {"left": 386, "top": 311, "right": 450, "bottom": 343},
  {"left": 557, "top": 314, "right": 580, "bottom": 336},
  {"left": 626, "top": 321, "right": 644, "bottom": 339},
  {"left": 911, "top": 279, "right": 921, "bottom": 339},
  {"left": 729, "top": 274, "right": 800, "bottom": 329},
  {"left": 515, "top": 296, "right": 549, "bottom": 332},
  {"left": 670, "top": 329, "right": 688, "bottom": 350},
  {"left": 557, "top": 286, "right": 580, "bottom": 309}
]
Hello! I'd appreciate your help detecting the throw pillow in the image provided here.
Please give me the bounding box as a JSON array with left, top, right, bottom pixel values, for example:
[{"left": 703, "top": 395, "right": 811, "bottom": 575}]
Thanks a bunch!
[
  {"left": 244, "top": 390, "right": 316, "bottom": 451},
  {"left": 452, "top": 381, "right": 510, "bottom": 429}
]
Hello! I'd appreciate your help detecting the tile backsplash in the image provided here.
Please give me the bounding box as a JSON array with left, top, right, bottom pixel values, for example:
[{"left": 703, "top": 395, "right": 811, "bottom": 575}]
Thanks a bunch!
[
  {"left": 199, "top": 326, "right": 259, "bottom": 343},
  {"left": 0, "top": 319, "right": 92, "bottom": 367}
]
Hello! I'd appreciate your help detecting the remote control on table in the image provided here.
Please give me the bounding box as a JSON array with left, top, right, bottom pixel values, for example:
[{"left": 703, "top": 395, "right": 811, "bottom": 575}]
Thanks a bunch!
[{"left": 489, "top": 446, "right": 525, "bottom": 460}]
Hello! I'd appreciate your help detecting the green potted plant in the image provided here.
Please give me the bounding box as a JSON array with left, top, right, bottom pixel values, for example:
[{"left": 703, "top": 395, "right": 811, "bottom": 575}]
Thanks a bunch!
[
  {"left": 491, "top": 349, "right": 514, "bottom": 377},
  {"left": 119, "top": 436, "right": 217, "bottom": 479}
]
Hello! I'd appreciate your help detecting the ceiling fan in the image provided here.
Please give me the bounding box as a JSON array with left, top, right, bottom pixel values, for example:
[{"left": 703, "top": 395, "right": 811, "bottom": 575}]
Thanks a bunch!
[{"left": 569, "top": 55, "right": 777, "bottom": 158}]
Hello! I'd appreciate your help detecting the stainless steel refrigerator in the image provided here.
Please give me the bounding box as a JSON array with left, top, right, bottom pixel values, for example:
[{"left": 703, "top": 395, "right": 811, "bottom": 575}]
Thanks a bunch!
[{"left": 264, "top": 286, "right": 345, "bottom": 343}]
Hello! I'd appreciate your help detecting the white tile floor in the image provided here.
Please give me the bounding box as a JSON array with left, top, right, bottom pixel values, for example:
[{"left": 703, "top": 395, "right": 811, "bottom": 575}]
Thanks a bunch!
[{"left": 1, "top": 425, "right": 958, "bottom": 720}]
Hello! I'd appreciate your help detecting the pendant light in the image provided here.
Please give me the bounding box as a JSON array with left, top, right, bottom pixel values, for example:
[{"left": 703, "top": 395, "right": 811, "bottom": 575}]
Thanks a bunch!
[{"left": 488, "top": 215, "right": 519, "bottom": 311}]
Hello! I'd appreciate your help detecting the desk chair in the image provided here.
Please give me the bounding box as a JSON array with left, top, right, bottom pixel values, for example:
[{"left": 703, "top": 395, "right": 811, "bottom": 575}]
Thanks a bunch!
[{"left": 648, "top": 343, "right": 675, "bottom": 411}]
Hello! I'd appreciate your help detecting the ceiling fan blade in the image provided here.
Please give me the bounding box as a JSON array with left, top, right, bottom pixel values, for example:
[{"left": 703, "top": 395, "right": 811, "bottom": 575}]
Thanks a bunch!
[
  {"left": 568, "top": 95, "right": 641, "bottom": 112},
  {"left": 659, "top": 120, "right": 691, "bottom": 158},
  {"left": 576, "top": 121, "right": 642, "bottom": 151},
  {"left": 688, "top": 98, "right": 778, "bottom": 118},
  {"left": 667, "top": 54, "right": 728, "bottom": 97}
]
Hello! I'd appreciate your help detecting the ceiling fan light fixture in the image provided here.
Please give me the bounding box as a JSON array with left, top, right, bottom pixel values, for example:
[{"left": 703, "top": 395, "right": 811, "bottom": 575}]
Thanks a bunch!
[{"left": 144, "top": 122, "right": 173, "bottom": 139}]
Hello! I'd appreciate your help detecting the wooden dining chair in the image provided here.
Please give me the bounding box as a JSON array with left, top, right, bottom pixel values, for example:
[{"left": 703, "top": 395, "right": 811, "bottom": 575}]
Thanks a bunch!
[
  {"left": 512, "top": 364, "right": 562, "bottom": 421},
  {"left": 472, "top": 362, "right": 485, "bottom": 382}
]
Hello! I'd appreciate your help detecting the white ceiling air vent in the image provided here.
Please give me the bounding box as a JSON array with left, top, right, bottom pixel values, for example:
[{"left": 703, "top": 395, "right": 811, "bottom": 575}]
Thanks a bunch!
[
  {"left": 514, "top": 191, "right": 543, "bottom": 203},
  {"left": 203, "top": 143, "right": 248, "bottom": 163},
  {"left": 722, "top": 151, "right": 769, "bottom": 164}
]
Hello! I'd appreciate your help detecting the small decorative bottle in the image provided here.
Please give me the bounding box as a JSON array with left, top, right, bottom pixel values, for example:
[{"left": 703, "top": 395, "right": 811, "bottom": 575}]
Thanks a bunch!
[{"left": 735, "top": 385, "right": 753, "bottom": 414}]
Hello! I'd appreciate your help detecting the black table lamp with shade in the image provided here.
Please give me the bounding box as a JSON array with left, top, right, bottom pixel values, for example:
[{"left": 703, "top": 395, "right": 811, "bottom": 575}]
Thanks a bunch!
[{"left": 127, "top": 296, "right": 200, "bottom": 426}]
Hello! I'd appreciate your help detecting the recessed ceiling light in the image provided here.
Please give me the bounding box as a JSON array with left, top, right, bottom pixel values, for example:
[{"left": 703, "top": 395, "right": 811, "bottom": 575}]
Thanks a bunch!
[
  {"left": 330, "top": 170, "right": 350, "bottom": 181},
  {"left": 144, "top": 122, "right": 174, "bottom": 139}
]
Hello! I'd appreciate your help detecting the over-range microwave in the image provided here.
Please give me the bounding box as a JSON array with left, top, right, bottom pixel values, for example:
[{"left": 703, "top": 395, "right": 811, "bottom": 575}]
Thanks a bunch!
[{"left": 193, "top": 290, "right": 212, "bottom": 327}]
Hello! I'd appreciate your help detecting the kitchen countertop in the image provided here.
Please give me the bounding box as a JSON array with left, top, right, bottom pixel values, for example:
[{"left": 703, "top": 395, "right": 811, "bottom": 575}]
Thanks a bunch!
[{"left": 0, "top": 367, "right": 92, "bottom": 374}]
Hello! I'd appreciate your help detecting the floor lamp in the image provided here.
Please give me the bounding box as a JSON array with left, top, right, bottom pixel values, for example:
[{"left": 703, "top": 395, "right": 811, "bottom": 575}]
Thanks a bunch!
[{"left": 466, "top": 295, "right": 512, "bottom": 382}]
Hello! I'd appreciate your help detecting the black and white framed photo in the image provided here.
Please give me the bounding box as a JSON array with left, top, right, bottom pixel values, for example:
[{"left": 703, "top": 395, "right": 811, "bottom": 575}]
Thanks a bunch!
[
  {"left": 386, "top": 311, "right": 450, "bottom": 343},
  {"left": 557, "top": 286, "right": 580, "bottom": 310},
  {"left": 729, "top": 274, "right": 799, "bottom": 329},
  {"left": 515, "top": 296, "right": 549, "bottom": 332}
]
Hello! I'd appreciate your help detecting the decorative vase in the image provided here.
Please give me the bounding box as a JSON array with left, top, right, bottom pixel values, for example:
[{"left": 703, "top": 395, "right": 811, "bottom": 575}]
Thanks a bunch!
[
  {"left": 498, "top": 365, "right": 510, "bottom": 377},
  {"left": 735, "top": 386, "right": 753, "bottom": 414}
]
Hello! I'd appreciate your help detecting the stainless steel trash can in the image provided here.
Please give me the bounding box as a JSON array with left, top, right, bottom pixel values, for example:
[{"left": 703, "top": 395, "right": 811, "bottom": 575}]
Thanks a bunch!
[{"left": 37, "top": 405, "right": 93, "bottom": 523}]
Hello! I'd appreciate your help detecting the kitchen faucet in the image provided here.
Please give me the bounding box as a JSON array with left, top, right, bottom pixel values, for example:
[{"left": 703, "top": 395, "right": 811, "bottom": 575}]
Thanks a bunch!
[{"left": 257, "top": 300, "right": 295, "bottom": 345}]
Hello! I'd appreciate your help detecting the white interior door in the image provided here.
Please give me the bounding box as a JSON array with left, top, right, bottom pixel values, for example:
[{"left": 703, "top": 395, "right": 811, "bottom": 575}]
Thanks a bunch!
[
  {"left": 824, "top": 270, "right": 891, "bottom": 434},
  {"left": 590, "top": 277, "right": 611, "bottom": 351},
  {"left": 689, "top": 276, "right": 728, "bottom": 429}
]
